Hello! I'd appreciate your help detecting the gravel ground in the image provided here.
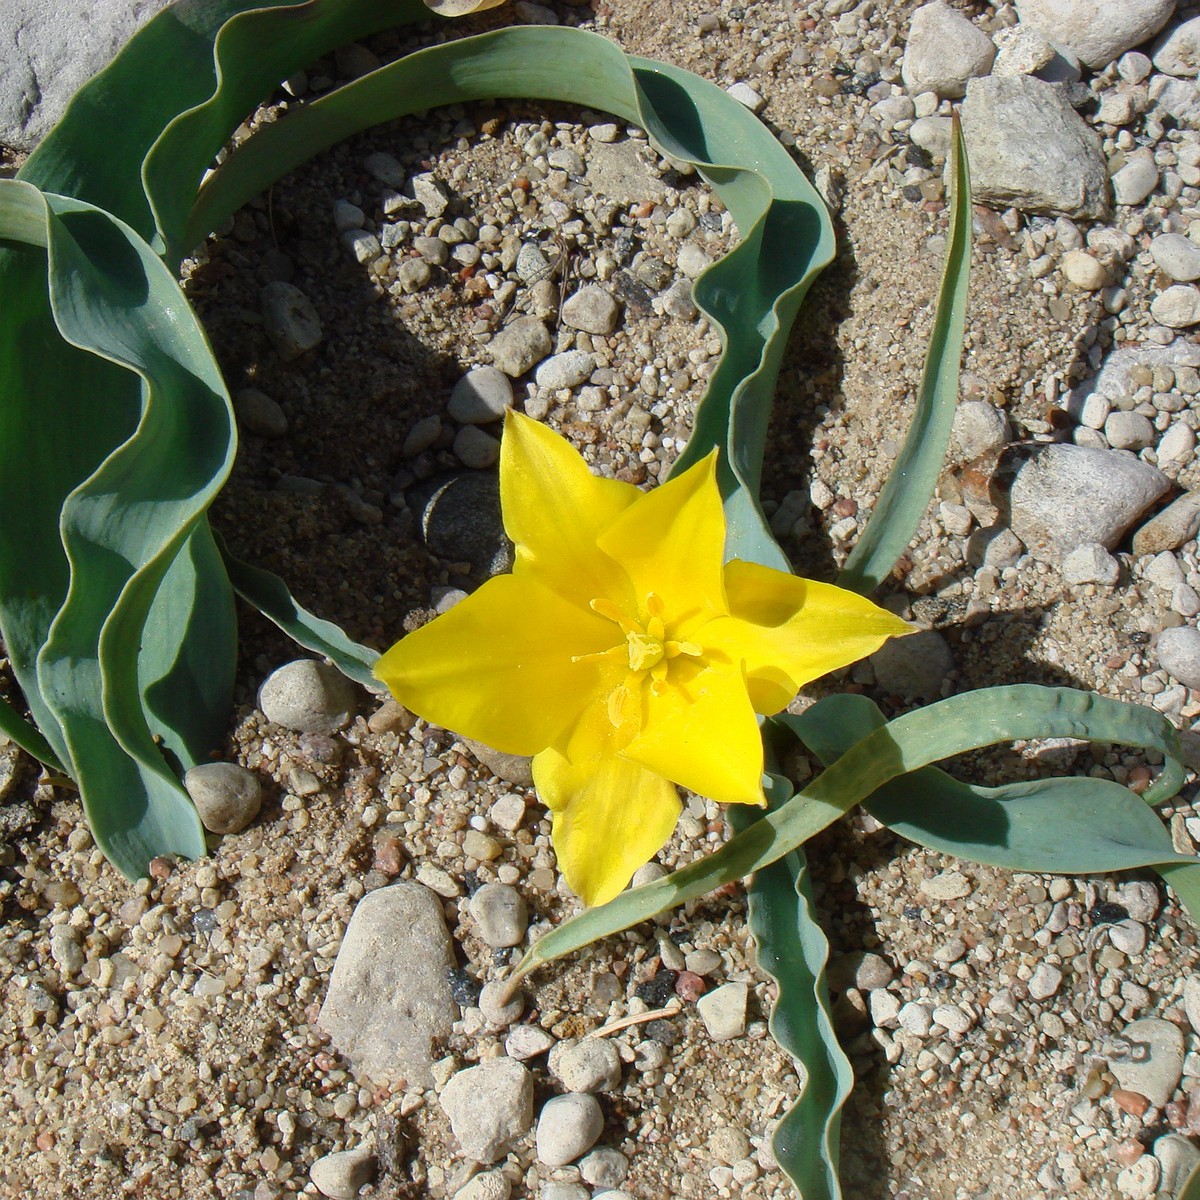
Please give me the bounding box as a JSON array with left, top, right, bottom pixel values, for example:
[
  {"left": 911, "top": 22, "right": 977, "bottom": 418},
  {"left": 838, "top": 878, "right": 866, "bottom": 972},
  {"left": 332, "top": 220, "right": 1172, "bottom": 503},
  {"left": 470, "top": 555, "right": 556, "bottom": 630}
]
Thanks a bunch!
[{"left": 10, "top": 2, "right": 1200, "bottom": 1198}]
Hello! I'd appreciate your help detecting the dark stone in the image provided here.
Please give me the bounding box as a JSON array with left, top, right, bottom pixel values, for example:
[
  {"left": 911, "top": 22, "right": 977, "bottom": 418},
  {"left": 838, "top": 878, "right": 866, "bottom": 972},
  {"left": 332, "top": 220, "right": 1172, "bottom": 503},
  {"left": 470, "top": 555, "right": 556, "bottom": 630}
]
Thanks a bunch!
[
  {"left": 1089, "top": 901, "right": 1129, "bottom": 926},
  {"left": 446, "top": 966, "right": 482, "bottom": 1007},
  {"left": 635, "top": 968, "right": 677, "bottom": 1008},
  {"left": 412, "top": 472, "right": 510, "bottom": 575}
]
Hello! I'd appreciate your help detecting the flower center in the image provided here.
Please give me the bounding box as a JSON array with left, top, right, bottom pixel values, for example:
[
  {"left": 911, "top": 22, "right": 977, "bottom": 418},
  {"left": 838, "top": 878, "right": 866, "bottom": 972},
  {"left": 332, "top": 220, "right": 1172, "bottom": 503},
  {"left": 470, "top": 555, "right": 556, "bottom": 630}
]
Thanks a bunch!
[{"left": 575, "top": 593, "right": 704, "bottom": 733}]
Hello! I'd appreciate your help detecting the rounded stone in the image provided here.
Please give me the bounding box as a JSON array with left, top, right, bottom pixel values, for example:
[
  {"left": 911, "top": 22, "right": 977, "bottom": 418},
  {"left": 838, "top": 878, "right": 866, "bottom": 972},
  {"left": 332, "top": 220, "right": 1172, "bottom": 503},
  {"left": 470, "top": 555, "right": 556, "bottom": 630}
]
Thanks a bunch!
[
  {"left": 1156, "top": 625, "right": 1200, "bottom": 688},
  {"left": 1150, "top": 233, "right": 1200, "bottom": 282},
  {"left": 469, "top": 883, "right": 528, "bottom": 948},
  {"left": 1151, "top": 285, "right": 1200, "bottom": 329},
  {"left": 453, "top": 425, "right": 502, "bottom": 469},
  {"left": 184, "top": 762, "right": 262, "bottom": 834},
  {"left": 561, "top": 285, "right": 620, "bottom": 335},
  {"left": 535, "top": 1093, "right": 604, "bottom": 1167},
  {"left": 1104, "top": 410, "right": 1156, "bottom": 451},
  {"left": 534, "top": 350, "right": 595, "bottom": 391},
  {"left": 449, "top": 367, "right": 514, "bottom": 424},
  {"left": 869, "top": 629, "right": 954, "bottom": 701},
  {"left": 258, "top": 659, "right": 358, "bottom": 733},
  {"left": 234, "top": 388, "right": 289, "bottom": 438},
  {"left": 488, "top": 316, "right": 552, "bottom": 377},
  {"left": 480, "top": 980, "right": 525, "bottom": 1028},
  {"left": 551, "top": 1037, "right": 622, "bottom": 1093},
  {"left": 309, "top": 1147, "right": 375, "bottom": 1200},
  {"left": 579, "top": 1146, "right": 629, "bottom": 1188},
  {"left": 453, "top": 1170, "right": 511, "bottom": 1200},
  {"left": 1061, "top": 249, "right": 1108, "bottom": 290}
]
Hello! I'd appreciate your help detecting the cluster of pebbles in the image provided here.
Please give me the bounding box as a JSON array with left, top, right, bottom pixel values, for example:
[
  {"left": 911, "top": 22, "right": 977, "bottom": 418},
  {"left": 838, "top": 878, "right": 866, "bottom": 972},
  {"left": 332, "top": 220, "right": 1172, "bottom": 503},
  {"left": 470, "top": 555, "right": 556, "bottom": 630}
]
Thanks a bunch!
[{"left": 18, "top": 0, "right": 1200, "bottom": 1197}]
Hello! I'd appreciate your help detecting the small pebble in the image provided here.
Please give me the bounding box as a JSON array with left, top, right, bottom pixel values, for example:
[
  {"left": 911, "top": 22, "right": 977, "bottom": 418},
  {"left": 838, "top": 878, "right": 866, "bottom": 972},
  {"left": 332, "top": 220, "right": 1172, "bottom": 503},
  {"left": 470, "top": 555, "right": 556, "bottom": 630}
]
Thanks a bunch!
[
  {"left": 259, "top": 659, "right": 357, "bottom": 733},
  {"left": 552, "top": 1038, "right": 622, "bottom": 1093},
  {"left": 536, "top": 1093, "right": 604, "bottom": 1167},
  {"left": 469, "top": 883, "right": 528, "bottom": 947},
  {"left": 696, "top": 981, "right": 749, "bottom": 1041},
  {"left": 184, "top": 762, "right": 262, "bottom": 834},
  {"left": 309, "top": 1146, "right": 374, "bottom": 1200}
]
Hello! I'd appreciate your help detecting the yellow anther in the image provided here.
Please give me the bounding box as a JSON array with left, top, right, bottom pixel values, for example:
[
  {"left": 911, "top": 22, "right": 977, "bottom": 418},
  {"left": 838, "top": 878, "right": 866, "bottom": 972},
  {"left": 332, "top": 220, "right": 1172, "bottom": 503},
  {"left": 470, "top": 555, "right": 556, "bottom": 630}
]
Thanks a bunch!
[{"left": 646, "top": 592, "right": 665, "bottom": 619}]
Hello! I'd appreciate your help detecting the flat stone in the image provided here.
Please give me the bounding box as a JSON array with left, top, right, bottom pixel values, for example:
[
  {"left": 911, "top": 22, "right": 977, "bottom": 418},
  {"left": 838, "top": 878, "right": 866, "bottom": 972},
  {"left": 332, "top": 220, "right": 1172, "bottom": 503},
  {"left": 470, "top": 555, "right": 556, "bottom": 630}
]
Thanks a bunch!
[
  {"left": 258, "top": 659, "right": 357, "bottom": 733},
  {"left": 1132, "top": 492, "right": 1200, "bottom": 556},
  {"left": 234, "top": 388, "right": 289, "bottom": 438},
  {"left": 869, "top": 629, "right": 954, "bottom": 701},
  {"left": 440, "top": 1058, "right": 534, "bottom": 1163},
  {"left": 1007, "top": 444, "right": 1171, "bottom": 557},
  {"left": 318, "top": 883, "right": 457, "bottom": 1087},
  {"left": 453, "top": 1170, "right": 511, "bottom": 1200},
  {"left": 463, "top": 738, "right": 535, "bottom": 786},
  {"left": 960, "top": 75, "right": 1110, "bottom": 220},
  {"left": 469, "top": 882, "right": 528, "bottom": 948},
  {"left": 1183, "top": 977, "right": 1200, "bottom": 1034},
  {"left": 309, "top": 1147, "right": 375, "bottom": 1200},
  {"left": 696, "top": 981, "right": 749, "bottom": 1041},
  {"left": 183, "top": 762, "right": 261, "bottom": 834},
  {"left": 363, "top": 151, "right": 404, "bottom": 188},
  {"left": 561, "top": 285, "right": 620, "bottom": 335},
  {"left": 535, "top": 1093, "right": 604, "bottom": 1167},
  {"left": 488, "top": 317, "right": 552, "bottom": 377},
  {"left": 909, "top": 115, "right": 954, "bottom": 156},
  {"left": 261, "top": 282, "right": 323, "bottom": 360},
  {"left": 409, "top": 172, "right": 449, "bottom": 218},
  {"left": 726, "top": 81, "right": 766, "bottom": 112},
  {"left": 1062, "top": 542, "right": 1120, "bottom": 586},
  {"left": 920, "top": 870, "right": 973, "bottom": 901},
  {"left": 416, "top": 473, "right": 507, "bottom": 574},
  {"left": 579, "top": 1147, "right": 630, "bottom": 1188},
  {"left": 1150, "top": 233, "right": 1200, "bottom": 282},
  {"left": 1014, "top": 0, "right": 1175, "bottom": 70},
  {"left": 1066, "top": 344, "right": 1200, "bottom": 411},
  {"left": 1116, "top": 1155, "right": 1161, "bottom": 1200},
  {"left": 950, "top": 399, "right": 1010, "bottom": 461},
  {"left": 584, "top": 140, "right": 668, "bottom": 206},
  {"left": 1160, "top": 422, "right": 1197, "bottom": 467},
  {"left": 1106, "top": 1017, "right": 1185, "bottom": 1107},
  {"left": 901, "top": 1, "right": 996, "bottom": 99},
  {"left": 1156, "top": 77, "right": 1200, "bottom": 124},
  {"left": 1112, "top": 152, "right": 1159, "bottom": 206},
  {"left": 505, "top": 1024, "right": 556, "bottom": 1060},
  {"left": 1156, "top": 626, "right": 1200, "bottom": 688},
  {"left": 535, "top": 350, "right": 595, "bottom": 391}
]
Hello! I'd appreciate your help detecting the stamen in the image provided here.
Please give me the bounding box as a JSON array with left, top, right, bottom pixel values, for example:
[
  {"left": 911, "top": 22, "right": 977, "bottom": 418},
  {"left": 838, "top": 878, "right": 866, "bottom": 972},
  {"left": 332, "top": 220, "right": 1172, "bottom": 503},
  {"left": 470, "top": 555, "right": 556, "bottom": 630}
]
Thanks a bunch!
[
  {"left": 571, "top": 645, "right": 626, "bottom": 665},
  {"left": 590, "top": 597, "right": 638, "bottom": 634},
  {"left": 645, "top": 592, "right": 665, "bottom": 619},
  {"left": 607, "top": 685, "right": 630, "bottom": 728}
]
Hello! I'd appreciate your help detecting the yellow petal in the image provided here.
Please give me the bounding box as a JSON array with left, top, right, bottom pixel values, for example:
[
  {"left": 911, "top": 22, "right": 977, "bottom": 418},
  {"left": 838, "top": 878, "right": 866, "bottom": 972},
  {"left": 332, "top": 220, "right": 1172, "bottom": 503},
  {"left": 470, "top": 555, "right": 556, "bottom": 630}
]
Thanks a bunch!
[
  {"left": 501, "top": 411, "right": 639, "bottom": 606},
  {"left": 533, "top": 701, "right": 682, "bottom": 906},
  {"left": 622, "top": 656, "right": 766, "bottom": 807},
  {"left": 704, "top": 559, "right": 915, "bottom": 714},
  {"left": 595, "top": 452, "right": 726, "bottom": 627},
  {"left": 374, "top": 574, "right": 618, "bottom": 755}
]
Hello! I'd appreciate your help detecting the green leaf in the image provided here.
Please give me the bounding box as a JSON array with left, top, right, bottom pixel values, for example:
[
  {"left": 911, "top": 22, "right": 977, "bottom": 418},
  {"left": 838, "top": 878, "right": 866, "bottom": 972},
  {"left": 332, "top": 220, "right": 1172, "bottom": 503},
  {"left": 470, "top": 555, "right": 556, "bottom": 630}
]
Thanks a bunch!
[
  {"left": 0, "top": 179, "right": 235, "bottom": 876},
  {"left": 837, "top": 116, "right": 972, "bottom": 594},
  {"left": 507, "top": 685, "right": 1191, "bottom": 986},
  {"left": 797, "top": 692, "right": 1190, "bottom": 877},
  {"left": 0, "top": 695, "right": 64, "bottom": 773},
  {"left": 216, "top": 534, "right": 381, "bottom": 690},
  {"left": 731, "top": 775, "right": 851, "bottom": 1200},
  {"left": 184, "top": 25, "right": 835, "bottom": 572}
]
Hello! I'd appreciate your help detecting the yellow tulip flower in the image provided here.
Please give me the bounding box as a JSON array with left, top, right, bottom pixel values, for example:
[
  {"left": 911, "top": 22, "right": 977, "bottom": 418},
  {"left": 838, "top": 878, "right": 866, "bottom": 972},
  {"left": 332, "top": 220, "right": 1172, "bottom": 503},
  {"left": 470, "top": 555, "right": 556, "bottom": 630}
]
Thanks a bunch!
[{"left": 376, "top": 411, "right": 912, "bottom": 906}]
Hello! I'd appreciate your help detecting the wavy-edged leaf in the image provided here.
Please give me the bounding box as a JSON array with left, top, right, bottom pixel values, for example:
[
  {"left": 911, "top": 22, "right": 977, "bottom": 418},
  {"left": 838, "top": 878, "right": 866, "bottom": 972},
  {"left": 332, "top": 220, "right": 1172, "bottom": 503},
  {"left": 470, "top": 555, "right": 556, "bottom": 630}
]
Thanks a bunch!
[
  {"left": 183, "top": 24, "right": 835, "bottom": 571},
  {"left": 730, "top": 774, "right": 851, "bottom": 1200},
  {"left": 797, "top": 693, "right": 1189, "bottom": 876},
  {"left": 0, "top": 695, "right": 64, "bottom": 773},
  {"left": 0, "top": 178, "right": 234, "bottom": 876},
  {"left": 508, "top": 685, "right": 1191, "bottom": 986},
  {"left": 837, "top": 116, "right": 972, "bottom": 594}
]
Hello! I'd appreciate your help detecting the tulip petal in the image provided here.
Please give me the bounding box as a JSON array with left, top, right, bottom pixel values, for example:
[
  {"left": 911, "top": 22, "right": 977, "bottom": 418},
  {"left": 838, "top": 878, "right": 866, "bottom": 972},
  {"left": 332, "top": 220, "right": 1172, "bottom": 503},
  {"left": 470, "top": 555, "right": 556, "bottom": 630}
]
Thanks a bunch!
[
  {"left": 534, "top": 701, "right": 682, "bottom": 906},
  {"left": 501, "top": 411, "right": 639, "bottom": 607},
  {"left": 705, "top": 560, "right": 915, "bottom": 714},
  {"left": 374, "top": 574, "right": 618, "bottom": 755},
  {"left": 622, "top": 656, "right": 766, "bottom": 807},
  {"left": 596, "top": 452, "right": 726, "bottom": 627}
]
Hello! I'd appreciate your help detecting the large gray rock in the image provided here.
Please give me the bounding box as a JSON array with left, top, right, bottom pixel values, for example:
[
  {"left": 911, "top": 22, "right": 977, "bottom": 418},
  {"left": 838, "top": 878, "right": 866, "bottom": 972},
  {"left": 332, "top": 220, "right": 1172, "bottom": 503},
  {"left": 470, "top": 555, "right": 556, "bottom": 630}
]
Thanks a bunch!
[
  {"left": 1007, "top": 444, "right": 1171, "bottom": 557},
  {"left": 1, "top": 0, "right": 175, "bottom": 150},
  {"left": 318, "top": 883, "right": 458, "bottom": 1087},
  {"left": 901, "top": 2, "right": 996, "bottom": 99},
  {"left": 1014, "top": 0, "right": 1175, "bottom": 70},
  {"left": 960, "top": 75, "right": 1111, "bottom": 219}
]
